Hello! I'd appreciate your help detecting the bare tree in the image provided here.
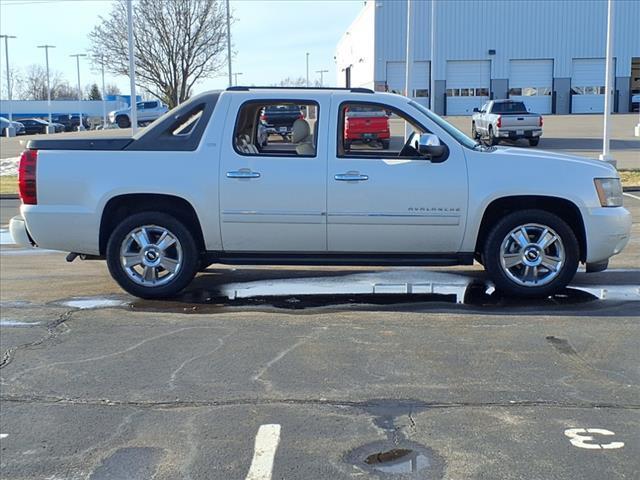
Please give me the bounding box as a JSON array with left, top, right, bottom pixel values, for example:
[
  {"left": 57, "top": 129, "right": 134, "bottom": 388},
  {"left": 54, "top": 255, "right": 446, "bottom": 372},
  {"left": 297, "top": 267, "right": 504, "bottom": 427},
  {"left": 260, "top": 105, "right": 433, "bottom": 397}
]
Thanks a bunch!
[
  {"left": 20, "top": 65, "right": 63, "bottom": 100},
  {"left": 89, "top": 0, "right": 229, "bottom": 108},
  {"left": 1, "top": 67, "right": 22, "bottom": 100},
  {"left": 274, "top": 77, "right": 322, "bottom": 88},
  {"left": 105, "top": 84, "right": 121, "bottom": 96}
]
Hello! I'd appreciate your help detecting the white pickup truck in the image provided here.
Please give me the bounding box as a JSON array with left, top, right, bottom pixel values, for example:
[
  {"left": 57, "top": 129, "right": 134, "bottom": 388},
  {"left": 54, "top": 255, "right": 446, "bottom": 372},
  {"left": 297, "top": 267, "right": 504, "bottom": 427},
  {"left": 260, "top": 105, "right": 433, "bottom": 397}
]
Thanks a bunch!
[
  {"left": 10, "top": 87, "right": 631, "bottom": 299},
  {"left": 108, "top": 100, "right": 169, "bottom": 128},
  {"left": 472, "top": 99, "right": 543, "bottom": 147}
]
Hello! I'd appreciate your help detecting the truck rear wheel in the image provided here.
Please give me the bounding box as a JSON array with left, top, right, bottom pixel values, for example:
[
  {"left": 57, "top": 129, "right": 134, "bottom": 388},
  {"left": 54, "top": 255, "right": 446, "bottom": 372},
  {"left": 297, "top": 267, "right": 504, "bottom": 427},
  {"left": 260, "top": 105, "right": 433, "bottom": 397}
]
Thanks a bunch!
[
  {"left": 528, "top": 138, "right": 540, "bottom": 147},
  {"left": 487, "top": 126, "right": 498, "bottom": 146},
  {"left": 106, "top": 212, "right": 199, "bottom": 299},
  {"left": 381, "top": 139, "right": 390, "bottom": 149},
  {"left": 482, "top": 209, "right": 579, "bottom": 298}
]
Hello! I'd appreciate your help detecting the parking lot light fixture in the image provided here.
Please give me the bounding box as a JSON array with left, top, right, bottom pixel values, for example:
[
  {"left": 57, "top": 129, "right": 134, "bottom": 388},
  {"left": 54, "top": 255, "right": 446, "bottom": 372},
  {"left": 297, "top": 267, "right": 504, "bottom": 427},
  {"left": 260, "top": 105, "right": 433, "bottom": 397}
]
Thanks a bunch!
[
  {"left": 38, "top": 44, "right": 56, "bottom": 133},
  {"left": 1, "top": 34, "right": 17, "bottom": 135},
  {"left": 599, "top": 0, "right": 615, "bottom": 166},
  {"left": 93, "top": 54, "right": 107, "bottom": 128},
  {"left": 226, "top": 0, "right": 232, "bottom": 88},
  {"left": 127, "top": 0, "right": 138, "bottom": 134},
  {"left": 316, "top": 69, "right": 328, "bottom": 87},
  {"left": 306, "top": 52, "right": 310, "bottom": 87}
]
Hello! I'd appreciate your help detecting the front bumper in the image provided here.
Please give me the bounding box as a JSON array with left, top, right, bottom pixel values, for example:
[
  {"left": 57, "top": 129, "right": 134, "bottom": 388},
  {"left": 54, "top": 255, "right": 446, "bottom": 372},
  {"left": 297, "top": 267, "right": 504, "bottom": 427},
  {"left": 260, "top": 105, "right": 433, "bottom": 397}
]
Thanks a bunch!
[
  {"left": 584, "top": 206, "right": 632, "bottom": 263},
  {"left": 9, "top": 216, "right": 34, "bottom": 248}
]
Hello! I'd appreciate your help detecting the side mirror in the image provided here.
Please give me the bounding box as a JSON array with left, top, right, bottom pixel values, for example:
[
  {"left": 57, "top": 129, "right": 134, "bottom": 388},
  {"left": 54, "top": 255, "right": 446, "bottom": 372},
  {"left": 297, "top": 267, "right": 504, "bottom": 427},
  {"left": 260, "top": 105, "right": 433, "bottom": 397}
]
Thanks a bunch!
[
  {"left": 473, "top": 107, "right": 480, "bottom": 113},
  {"left": 418, "top": 133, "right": 446, "bottom": 159}
]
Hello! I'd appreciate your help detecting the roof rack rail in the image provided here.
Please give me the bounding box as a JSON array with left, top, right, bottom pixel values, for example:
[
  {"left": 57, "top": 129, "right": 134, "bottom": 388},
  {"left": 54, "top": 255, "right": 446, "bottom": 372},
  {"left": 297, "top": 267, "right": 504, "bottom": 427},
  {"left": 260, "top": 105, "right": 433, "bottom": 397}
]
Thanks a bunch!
[{"left": 226, "top": 86, "right": 374, "bottom": 94}]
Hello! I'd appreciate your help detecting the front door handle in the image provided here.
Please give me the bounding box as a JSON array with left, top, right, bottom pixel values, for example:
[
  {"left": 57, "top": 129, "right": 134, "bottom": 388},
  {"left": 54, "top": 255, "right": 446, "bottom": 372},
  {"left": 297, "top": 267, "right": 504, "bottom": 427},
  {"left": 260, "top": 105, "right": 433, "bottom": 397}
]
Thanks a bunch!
[
  {"left": 334, "top": 173, "right": 369, "bottom": 182},
  {"left": 226, "top": 170, "right": 261, "bottom": 179}
]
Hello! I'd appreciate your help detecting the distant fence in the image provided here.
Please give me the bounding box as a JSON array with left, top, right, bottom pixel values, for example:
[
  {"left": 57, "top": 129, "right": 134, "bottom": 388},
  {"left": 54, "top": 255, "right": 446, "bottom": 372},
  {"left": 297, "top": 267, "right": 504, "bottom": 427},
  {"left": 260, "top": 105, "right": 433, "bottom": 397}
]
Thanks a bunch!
[{"left": 0, "top": 100, "right": 128, "bottom": 120}]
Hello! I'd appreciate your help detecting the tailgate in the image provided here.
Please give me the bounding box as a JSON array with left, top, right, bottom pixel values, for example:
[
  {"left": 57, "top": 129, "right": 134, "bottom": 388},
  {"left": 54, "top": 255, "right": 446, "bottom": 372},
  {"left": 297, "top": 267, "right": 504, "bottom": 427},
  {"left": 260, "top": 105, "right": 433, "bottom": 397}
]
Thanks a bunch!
[
  {"left": 500, "top": 115, "right": 539, "bottom": 128},
  {"left": 347, "top": 117, "right": 389, "bottom": 134}
]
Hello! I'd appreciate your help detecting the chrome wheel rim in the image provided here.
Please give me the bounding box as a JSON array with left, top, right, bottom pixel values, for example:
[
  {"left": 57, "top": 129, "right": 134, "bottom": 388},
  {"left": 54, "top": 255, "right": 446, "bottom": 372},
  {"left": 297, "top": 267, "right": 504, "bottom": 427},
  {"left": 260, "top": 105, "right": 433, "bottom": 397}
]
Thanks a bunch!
[
  {"left": 120, "top": 225, "right": 183, "bottom": 287},
  {"left": 499, "top": 223, "right": 565, "bottom": 287}
]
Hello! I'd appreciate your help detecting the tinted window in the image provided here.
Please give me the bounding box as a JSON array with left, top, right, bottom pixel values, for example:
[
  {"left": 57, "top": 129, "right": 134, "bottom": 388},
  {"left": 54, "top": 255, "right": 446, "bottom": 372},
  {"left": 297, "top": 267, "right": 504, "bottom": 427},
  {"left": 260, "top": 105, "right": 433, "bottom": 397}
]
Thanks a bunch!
[
  {"left": 144, "top": 101, "right": 158, "bottom": 109},
  {"left": 491, "top": 102, "right": 528, "bottom": 114}
]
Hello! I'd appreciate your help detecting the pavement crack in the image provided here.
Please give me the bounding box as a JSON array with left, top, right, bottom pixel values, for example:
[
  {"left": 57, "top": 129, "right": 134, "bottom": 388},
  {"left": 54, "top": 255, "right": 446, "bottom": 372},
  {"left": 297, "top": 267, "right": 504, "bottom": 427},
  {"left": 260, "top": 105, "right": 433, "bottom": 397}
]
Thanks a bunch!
[
  {"left": 0, "top": 310, "right": 74, "bottom": 370},
  {"left": 2, "top": 394, "right": 638, "bottom": 411}
]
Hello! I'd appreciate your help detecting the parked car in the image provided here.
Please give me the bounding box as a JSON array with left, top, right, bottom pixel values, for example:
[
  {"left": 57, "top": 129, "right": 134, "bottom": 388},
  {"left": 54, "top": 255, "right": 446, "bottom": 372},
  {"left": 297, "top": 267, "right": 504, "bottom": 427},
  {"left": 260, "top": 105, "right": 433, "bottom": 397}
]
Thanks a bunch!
[
  {"left": 260, "top": 104, "right": 303, "bottom": 139},
  {"left": 10, "top": 87, "right": 630, "bottom": 300},
  {"left": 18, "top": 118, "right": 63, "bottom": 135},
  {"left": 52, "top": 114, "right": 90, "bottom": 132},
  {"left": 0, "top": 116, "right": 25, "bottom": 135},
  {"left": 344, "top": 105, "right": 390, "bottom": 149},
  {"left": 471, "top": 100, "right": 543, "bottom": 147},
  {"left": 108, "top": 100, "right": 169, "bottom": 128},
  {"left": 632, "top": 93, "right": 640, "bottom": 112}
]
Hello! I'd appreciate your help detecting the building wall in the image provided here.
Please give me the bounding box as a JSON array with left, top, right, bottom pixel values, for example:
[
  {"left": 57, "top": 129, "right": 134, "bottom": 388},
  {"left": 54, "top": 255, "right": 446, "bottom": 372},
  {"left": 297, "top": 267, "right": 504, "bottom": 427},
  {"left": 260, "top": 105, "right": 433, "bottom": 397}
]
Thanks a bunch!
[
  {"left": 335, "top": 0, "right": 375, "bottom": 89},
  {"left": 338, "top": 0, "right": 640, "bottom": 114}
]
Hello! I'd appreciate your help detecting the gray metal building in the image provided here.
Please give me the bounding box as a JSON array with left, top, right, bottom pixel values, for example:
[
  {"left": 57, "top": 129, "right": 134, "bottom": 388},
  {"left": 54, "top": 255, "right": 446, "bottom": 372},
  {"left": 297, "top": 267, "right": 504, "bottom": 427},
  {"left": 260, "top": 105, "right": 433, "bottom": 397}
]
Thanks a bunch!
[{"left": 335, "top": 0, "right": 640, "bottom": 115}]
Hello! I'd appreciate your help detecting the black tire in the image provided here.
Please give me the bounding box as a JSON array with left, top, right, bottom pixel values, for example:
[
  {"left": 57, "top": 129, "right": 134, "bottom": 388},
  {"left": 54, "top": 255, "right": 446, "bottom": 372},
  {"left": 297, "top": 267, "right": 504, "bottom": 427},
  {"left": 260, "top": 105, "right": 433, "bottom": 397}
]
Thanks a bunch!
[
  {"left": 344, "top": 140, "right": 352, "bottom": 150},
  {"left": 487, "top": 126, "right": 498, "bottom": 146},
  {"left": 528, "top": 138, "right": 540, "bottom": 147},
  {"left": 482, "top": 209, "right": 579, "bottom": 298},
  {"left": 471, "top": 122, "right": 479, "bottom": 139},
  {"left": 381, "top": 139, "right": 390, "bottom": 150},
  {"left": 116, "top": 115, "right": 131, "bottom": 128},
  {"left": 106, "top": 211, "right": 199, "bottom": 299}
]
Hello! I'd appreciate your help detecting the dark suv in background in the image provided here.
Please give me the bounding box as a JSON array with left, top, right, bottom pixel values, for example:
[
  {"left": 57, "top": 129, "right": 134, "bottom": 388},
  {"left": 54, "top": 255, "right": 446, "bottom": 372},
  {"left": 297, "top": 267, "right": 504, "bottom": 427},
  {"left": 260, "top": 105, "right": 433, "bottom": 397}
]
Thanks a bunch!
[{"left": 52, "top": 114, "right": 90, "bottom": 132}]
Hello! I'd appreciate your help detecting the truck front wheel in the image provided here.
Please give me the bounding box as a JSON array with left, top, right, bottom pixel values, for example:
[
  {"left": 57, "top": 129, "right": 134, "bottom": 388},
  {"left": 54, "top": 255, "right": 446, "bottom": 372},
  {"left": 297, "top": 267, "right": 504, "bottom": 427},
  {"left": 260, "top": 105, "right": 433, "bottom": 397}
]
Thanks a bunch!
[
  {"left": 116, "top": 115, "right": 131, "bottom": 128},
  {"left": 106, "top": 212, "right": 199, "bottom": 299},
  {"left": 482, "top": 210, "right": 579, "bottom": 298}
]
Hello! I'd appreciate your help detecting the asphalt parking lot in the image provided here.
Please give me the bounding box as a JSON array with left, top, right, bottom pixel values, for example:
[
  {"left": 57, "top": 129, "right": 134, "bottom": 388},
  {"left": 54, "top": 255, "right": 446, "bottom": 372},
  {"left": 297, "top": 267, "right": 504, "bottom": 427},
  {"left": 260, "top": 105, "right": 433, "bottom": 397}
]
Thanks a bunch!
[{"left": 0, "top": 190, "right": 639, "bottom": 479}]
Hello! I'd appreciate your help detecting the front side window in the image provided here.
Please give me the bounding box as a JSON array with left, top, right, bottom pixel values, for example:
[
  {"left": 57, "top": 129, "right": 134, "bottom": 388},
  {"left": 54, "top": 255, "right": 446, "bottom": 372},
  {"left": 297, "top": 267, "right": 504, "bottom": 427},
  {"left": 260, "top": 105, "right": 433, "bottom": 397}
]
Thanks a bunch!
[
  {"left": 338, "top": 102, "right": 426, "bottom": 159},
  {"left": 233, "top": 101, "right": 318, "bottom": 157}
]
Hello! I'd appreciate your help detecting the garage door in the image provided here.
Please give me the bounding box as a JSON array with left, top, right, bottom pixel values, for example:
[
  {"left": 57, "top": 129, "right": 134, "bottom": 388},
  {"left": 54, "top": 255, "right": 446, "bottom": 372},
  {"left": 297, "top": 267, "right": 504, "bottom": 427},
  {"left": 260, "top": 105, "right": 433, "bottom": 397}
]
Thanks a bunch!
[
  {"left": 509, "top": 59, "right": 553, "bottom": 114},
  {"left": 386, "top": 61, "right": 430, "bottom": 107},
  {"left": 571, "top": 58, "right": 615, "bottom": 113},
  {"left": 446, "top": 60, "right": 490, "bottom": 115}
]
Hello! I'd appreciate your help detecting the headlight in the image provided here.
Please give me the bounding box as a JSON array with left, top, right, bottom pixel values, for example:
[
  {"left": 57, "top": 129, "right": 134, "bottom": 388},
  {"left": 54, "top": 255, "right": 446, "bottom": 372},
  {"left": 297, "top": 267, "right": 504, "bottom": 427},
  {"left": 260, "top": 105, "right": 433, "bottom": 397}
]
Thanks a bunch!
[{"left": 594, "top": 178, "right": 623, "bottom": 207}]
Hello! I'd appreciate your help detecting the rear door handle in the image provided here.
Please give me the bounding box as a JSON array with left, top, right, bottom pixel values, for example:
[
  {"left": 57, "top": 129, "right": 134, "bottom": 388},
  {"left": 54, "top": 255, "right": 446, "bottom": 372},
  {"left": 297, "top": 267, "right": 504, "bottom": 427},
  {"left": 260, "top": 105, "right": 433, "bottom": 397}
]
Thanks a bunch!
[
  {"left": 335, "top": 173, "right": 369, "bottom": 182},
  {"left": 226, "top": 170, "right": 261, "bottom": 179}
]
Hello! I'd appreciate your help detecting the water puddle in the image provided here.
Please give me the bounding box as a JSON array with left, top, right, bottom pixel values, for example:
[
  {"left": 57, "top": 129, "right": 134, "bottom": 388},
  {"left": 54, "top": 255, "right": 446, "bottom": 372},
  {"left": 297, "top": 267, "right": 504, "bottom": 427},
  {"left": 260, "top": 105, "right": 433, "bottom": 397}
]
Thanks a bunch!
[
  {"left": 347, "top": 440, "right": 444, "bottom": 478},
  {"left": 56, "top": 297, "right": 130, "bottom": 310},
  {"left": 365, "top": 448, "right": 432, "bottom": 474}
]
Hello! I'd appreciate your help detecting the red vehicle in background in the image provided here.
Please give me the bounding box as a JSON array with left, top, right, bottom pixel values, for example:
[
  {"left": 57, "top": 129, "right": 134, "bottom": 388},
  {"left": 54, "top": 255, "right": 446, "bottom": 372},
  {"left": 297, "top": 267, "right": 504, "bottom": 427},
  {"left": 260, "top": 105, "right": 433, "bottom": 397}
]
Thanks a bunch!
[{"left": 344, "top": 105, "right": 390, "bottom": 150}]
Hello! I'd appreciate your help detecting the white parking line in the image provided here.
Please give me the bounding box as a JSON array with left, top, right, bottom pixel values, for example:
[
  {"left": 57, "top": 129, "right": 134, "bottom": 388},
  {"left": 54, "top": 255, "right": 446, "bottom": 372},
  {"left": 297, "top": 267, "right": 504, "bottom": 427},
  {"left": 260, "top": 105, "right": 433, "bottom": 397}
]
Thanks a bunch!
[
  {"left": 245, "top": 424, "right": 281, "bottom": 480},
  {"left": 0, "top": 433, "right": 8, "bottom": 439},
  {"left": 624, "top": 192, "right": 640, "bottom": 201}
]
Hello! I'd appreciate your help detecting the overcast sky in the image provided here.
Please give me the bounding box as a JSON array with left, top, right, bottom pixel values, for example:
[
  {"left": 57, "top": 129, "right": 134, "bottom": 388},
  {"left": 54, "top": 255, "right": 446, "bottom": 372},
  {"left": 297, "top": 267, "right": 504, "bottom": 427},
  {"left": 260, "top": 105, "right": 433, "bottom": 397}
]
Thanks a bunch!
[{"left": 0, "top": 0, "right": 364, "bottom": 96}]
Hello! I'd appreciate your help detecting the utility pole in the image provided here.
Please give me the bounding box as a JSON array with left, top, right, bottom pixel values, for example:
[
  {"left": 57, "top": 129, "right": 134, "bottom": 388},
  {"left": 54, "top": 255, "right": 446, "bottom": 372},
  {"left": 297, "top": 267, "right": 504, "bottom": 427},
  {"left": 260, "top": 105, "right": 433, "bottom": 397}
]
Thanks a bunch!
[
  {"left": 1, "top": 34, "right": 16, "bottom": 136},
  {"left": 306, "top": 52, "right": 310, "bottom": 87},
  {"left": 70, "top": 53, "right": 87, "bottom": 131},
  {"left": 226, "top": 0, "right": 233, "bottom": 88},
  {"left": 599, "top": 0, "right": 615, "bottom": 165},
  {"left": 430, "top": 0, "right": 436, "bottom": 111},
  {"left": 233, "top": 72, "right": 243, "bottom": 86},
  {"left": 127, "top": 0, "right": 138, "bottom": 134},
  {"left": 316, "top": 69, "right": 329, "bottom": 87},
  {"left": 38, "top": 44, "right": 56, "bottom": 133}
]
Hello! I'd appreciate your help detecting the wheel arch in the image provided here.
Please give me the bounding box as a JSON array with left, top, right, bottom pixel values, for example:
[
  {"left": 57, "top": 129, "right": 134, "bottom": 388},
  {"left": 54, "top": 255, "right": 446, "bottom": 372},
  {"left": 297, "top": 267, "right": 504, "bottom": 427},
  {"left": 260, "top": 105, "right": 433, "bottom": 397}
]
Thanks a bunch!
[
  {"left": 99, "top": 193, "right": 205, "bottom": 256},
  {"left": 474, "top": 195, "right": 587, "bottom": 262}
]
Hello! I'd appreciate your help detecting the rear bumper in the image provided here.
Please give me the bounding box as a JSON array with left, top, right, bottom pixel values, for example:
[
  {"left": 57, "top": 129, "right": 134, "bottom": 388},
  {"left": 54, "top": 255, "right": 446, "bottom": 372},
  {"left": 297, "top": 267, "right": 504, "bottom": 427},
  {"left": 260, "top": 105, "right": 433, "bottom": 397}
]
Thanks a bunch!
[
  {"left": 9, "top": 216, "right": 34, "bottom": 248},
  {"left": 496, "top": 128, "right": 542, "bottom": 139},
  {"left": 584, "top": 206, "right": 632, "bottom": 263}
]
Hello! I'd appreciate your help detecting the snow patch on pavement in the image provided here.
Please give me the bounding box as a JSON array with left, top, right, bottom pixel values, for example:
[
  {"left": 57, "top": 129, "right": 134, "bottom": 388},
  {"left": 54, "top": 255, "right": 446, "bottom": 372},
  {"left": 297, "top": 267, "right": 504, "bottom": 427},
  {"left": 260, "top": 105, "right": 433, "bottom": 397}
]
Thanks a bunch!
[{"left": 0, "top": 157, "right": 19, "bottom": 176}]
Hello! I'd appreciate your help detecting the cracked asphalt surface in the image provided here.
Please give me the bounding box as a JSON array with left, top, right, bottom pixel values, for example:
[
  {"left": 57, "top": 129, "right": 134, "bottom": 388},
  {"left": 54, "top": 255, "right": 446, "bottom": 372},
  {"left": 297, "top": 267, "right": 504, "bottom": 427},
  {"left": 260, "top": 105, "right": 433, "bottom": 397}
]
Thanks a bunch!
[{"left": 1, "top": 196, "right": 639, "bottom": 479}]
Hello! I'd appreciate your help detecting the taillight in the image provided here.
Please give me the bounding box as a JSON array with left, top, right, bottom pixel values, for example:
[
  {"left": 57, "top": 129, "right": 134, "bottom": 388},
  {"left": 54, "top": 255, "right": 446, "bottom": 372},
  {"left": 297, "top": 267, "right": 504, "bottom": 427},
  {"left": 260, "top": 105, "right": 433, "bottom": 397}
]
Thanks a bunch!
[
  {"left": 539, "top": 116, "right": 543, "bottom": 127},
  {"left": 260, "top": 114, "right": 266, "bottom": 121},
  {"left": 18, "top": 149, "right": 37, "bottom": 205},
  {"left": 496, "top": 115, "right": 502, "bottom": 128},
  {"left": 298, "top": 113, "right": 304, "bottom": 120}
]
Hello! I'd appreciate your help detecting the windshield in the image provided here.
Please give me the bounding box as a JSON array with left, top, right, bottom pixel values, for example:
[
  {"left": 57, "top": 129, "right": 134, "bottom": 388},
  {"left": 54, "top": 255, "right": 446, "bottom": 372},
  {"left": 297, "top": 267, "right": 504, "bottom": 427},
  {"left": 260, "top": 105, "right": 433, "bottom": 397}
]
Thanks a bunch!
[{"left": 408, "top": 101, "right": 477, "bottom": 149}]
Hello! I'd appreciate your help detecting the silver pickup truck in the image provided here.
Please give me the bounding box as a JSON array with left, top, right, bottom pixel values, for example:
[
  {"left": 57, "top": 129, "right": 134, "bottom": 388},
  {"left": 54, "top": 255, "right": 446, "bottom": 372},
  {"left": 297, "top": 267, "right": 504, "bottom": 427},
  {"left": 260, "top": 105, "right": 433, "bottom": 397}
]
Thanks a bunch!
[{"left": 471, "top": 99, "right": 543, "bottom": 147}]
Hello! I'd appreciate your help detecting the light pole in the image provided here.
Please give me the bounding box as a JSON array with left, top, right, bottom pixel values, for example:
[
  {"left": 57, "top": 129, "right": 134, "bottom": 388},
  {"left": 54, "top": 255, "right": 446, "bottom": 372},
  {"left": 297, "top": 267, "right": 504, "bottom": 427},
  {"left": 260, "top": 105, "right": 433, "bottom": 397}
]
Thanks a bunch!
[
  {"left": 226, "top": 0, "right": 233, "bottom": 88},
  {"left": 404, "top": 0, "right": 414, "bottom": 138},
  {"left": 233, "top": 72, "right": 243, "bottom": 86},
  {"left": 70, "top": 53, "right": 87, "bottom": 131},
  {"left": 94, "top": 54, "right": 107, "bottom": 128},
  {"left": 1, "top": 34, "right": 16, "bottom": 137},
  {"left": 127, "top": 0, "right": 138, "bottom": 133},
  {"left": 599, "top": 0, "right": 615, "bottom": 165},
  {"left": 430, "top": 0, "right": 436, "bottom": 111},
  {"left": 316, "top": 69, "right": 328, "bottom": 87},
  {"left": 306, "top": 52, "right": 310, "bottom": 87},
  {"left": 38, "top": 44, "right": 56, "bottom": 133}
]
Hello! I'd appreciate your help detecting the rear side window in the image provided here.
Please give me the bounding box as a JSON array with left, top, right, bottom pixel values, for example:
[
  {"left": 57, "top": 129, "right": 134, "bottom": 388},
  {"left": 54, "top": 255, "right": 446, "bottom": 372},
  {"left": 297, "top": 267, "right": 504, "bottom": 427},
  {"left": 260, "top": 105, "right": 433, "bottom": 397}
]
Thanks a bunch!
[{"left": 233, "top": 100, "right": 319, "bottom": 157}]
